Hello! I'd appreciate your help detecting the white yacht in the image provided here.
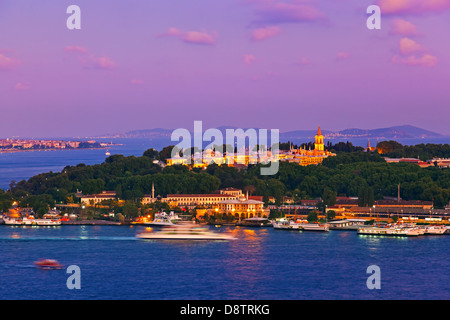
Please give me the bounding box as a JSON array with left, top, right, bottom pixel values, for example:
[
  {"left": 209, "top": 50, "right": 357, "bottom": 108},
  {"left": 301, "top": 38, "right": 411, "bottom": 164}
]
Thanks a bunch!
[{"left": 136, "top": 224, "right": 236, "bottom": 241}]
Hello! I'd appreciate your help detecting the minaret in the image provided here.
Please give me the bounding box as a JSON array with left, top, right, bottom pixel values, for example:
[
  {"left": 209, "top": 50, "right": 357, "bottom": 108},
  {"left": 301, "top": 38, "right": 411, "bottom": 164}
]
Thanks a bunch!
[
  {"left": 314, "top": 126, "right": 324, "bottom": 152},
  {"left": 152, "top": 183, "right": 155, "bottom": 200}
]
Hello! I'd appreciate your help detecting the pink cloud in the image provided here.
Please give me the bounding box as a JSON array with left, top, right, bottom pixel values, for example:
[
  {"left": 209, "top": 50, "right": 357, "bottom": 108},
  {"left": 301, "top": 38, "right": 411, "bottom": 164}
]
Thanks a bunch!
[
  {"left": 336, "top": 51, "right": 350, "bottom": 60},
  {"left": 130, "top": 79, "right": 144, "bottom": 85},
  {"left": 64, "top": 45, "right": 89, "bottom": 54},
  {"left": 299, "top": 57, "right": 310, "bottom": 65},
  {"left": 0, "top": 52, "right": 20, "bottom": 70},
  {"left": 377, "top": 0, "right": 450, "bottom": 15},
  {"left": 94, "top": 56, "right": 116, "bottom": 69},
  {"left": 65, "top": 46, "right": 116, "bottom": 70},
  {"left": 14, "top": 82, "right": 30, "bottom": 91},
  {"left": 390, "top": 19, "right": 420, "bottom": 36},
  {"left": 253, "top": 1, "right": 326, "bottom": 24},
  {"left": 163, "top": 28, "right": 216, "bottom": 45},
  {"left": 392, "top": 53, "right": 438, "bottom": 67},
  {"left": 399, "top": 37, "right": 424, "bottom": 55},
  {"left": 251, "top": 26, "right": 281, "bottom": 41},
  {"left": 244, "top": 54, "right": 256, "bottom": 65}
]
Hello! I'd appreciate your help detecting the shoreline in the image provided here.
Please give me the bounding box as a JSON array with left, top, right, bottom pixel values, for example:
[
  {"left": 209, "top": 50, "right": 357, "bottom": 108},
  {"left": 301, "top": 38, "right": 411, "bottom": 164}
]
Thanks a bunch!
[{"left": 0, "top": 147, "right": 119, "bottom": 154}]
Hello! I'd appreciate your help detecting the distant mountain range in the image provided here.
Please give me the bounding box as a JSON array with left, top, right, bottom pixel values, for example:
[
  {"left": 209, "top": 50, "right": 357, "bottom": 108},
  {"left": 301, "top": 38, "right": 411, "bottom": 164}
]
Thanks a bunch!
[{"left": 97, "top": 125, "right": 442, "bottom": 141}]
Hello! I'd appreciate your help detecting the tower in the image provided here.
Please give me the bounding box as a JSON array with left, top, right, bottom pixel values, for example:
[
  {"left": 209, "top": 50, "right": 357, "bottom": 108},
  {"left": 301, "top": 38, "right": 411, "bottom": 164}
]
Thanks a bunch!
[
  {"left": 152, "top": 183, "right": 155, "bottom": 200},
  {"left": 314, "top": 126, "right": 324, "bottom": 152}
]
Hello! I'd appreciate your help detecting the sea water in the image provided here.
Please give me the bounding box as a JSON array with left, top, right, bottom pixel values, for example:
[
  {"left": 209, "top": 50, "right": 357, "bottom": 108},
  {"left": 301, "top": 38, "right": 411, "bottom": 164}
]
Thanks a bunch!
[{"left": 0, "top": 225, "right": 449, "bottom": 300}]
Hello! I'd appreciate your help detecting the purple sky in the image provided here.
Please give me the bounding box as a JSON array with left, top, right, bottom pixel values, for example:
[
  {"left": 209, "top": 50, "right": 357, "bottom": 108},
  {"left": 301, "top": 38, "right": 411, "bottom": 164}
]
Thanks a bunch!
[{"left": 1, "top": 0, "right": 450, "bottom": 138}]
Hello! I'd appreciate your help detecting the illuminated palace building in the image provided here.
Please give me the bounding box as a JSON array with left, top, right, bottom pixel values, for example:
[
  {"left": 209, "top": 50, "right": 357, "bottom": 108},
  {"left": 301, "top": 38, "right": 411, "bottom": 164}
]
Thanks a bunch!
[
  {"left": 166, "top": 126, "right": 335, "bottom": 168},
  {"left": 278, "top": 126, "right": 336, "bottom": 166}
]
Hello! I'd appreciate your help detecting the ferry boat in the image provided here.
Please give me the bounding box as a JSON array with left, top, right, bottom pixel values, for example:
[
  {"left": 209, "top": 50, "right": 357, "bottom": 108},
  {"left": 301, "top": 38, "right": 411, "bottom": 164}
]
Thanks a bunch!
[
  {"left": 136, "top": 224, "right": 236, "bottom": 241},
  {"left": 297, "top": 222, "right": 329, "bottom": 232},
  {"left": 272, "top": 219, "right": 303, "bottom": 231},
  {"left": 358, "top": 225, "right": 420, "bottom": 237},
  {"left": 2, "top": 216, "right": 60, "bottom": 226},
  {"left": 424, "top": 225, "right": 447, "bottom": 235}
]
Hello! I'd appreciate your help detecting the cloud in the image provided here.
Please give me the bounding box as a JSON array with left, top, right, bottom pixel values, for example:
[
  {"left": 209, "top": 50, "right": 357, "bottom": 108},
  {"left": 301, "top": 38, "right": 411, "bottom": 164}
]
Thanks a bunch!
[
  {"left": 336, "top": 51, "right": 350, "bottom": 60},
  {"left": 399, "top": 37, "right": 424, "bottom": 55},
  {"left": 0, "top": 52, "right": 20, "bottom": 70},
  {"left": 130, "top": 79, "right": 144, "bottom": 85},
  {"left": 390, "top": 18, "right": 420, "bottom": 36},
  {"left": 252, "top": 1, "right": 326, "bottom": 24},
  {"left": 64, "top": 45, "right": 89, "bottom": 54},
  {"left": 250, "top": 26, "right": 281, "bottom": 41},
  {"left": 64, "top": 45, "right": 116, "bottom": 70},
  {"left": 14, "top": 82, "right": 30, "bottom": 91},
  {"left": 392, "top": 53, "right": 438, "bottom": 67},
  {"left": 376, "top": 0, "right": 450, "bottom": 15},
  {"left": 94, "top": 56, "right": 116, "bottom": 70},
  {"left": 162, "top": 28, "right": 216, "bottom": 45},
  {"left": 243, "top": 54, "right": 256, "bottom": 65},
  {"left": 299, "top": 57, "right": 310, "bottom": 65}
]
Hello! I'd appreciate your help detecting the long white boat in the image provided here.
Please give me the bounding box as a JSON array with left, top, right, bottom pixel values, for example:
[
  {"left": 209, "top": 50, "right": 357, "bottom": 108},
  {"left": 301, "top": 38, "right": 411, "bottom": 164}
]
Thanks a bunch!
[
  {"left": 272, "top": 219, "right": 303, "bottom": 231},
  {"left": 298, "top": 223, "right": 329, "bottom": 232},
  {"left": 424, "top": 225, "right": 447, "bottom": 235},
  {"left": 136, "top": 224, "right": 236, "bottom": 241},
  {"left": 358, "top": 225, "right": 421, "bottom": 237},
  {"left": 2, "top": 216, "right": 60, "bottom": 226}
]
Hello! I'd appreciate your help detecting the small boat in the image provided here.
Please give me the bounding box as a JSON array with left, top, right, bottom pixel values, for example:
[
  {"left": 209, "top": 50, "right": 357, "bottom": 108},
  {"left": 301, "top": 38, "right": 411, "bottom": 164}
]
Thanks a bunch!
[
  {"left": 34, "top": 259, "right": 64, "bottom": 270},
  {"left": 136, "top": 224, "right": 236, "bottom": 241},
  {"left": 105, "top": 150, "right": 111, "bottom": 156},
  {"left": 236, "top": 217, "right": 272, "bottom": 228}
]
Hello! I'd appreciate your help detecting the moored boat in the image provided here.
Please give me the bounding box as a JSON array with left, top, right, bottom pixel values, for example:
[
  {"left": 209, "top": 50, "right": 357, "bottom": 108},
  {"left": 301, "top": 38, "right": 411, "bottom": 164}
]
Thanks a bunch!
[
  {"left": 424, "top": 225, "right": 447, "bottom": 235},
  {"left": 272, "top": 219, "right": 303, "bottom": 231},
  {"left": 298, "top": 222, "right": 329, "bottom": 232}
]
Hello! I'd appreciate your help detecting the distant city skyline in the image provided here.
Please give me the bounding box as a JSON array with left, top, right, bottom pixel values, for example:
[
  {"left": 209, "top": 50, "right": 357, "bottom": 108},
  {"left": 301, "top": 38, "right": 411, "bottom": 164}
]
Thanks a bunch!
[{"left": 1, "top": 0, "right": 450, "bottom": 137}]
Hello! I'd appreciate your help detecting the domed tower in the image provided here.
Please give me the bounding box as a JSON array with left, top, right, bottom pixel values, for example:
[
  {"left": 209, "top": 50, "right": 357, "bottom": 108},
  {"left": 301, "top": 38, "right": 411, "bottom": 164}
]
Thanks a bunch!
[{"left": 314, "top": 126, "right": 324, "bottom": 152}]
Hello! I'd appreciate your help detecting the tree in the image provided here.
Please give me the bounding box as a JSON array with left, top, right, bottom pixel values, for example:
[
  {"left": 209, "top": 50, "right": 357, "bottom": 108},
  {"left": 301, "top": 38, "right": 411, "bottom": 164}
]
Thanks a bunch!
[
  {"left": 143, "top": 148, "right": 159, "bottom": 159},
  {"left": 358, "top": 187, "right": 374, "bottom": 207},
  {"left": 326, "top": 210, "right": 336, "bottom": 221},
  {"left": 307, "top": 210, "right": 318, "bottom": 223},
  {"left": 322, "top": 188, "right": 337, "bottom": 208}
]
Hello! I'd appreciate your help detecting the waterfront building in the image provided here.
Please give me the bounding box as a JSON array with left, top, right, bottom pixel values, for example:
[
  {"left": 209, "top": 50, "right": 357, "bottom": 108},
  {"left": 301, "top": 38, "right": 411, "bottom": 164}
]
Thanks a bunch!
[
  {"left": 215, "top": 193, "right": 269, "bottom": 219},
  {"left": 80, "top": 191, "right": 117, "bottom": 205},
  {"left": 163, "top": 194, "right": 236, "bottom": 208}
]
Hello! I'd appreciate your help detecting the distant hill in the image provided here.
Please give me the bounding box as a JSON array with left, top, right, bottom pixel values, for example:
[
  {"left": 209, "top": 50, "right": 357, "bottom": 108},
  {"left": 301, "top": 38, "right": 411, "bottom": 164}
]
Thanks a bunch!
[
  {"left": 324, "top": 125, "right": 442, "bottom": 140},
  {"left": 97, "top": 125, "right": 442, "bottom": 141}
]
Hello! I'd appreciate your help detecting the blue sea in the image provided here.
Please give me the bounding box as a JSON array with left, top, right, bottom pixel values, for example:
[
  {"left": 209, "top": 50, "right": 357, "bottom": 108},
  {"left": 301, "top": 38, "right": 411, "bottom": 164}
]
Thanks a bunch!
[
  {"left": 0, "top": 225, "right": 449, "bottom": 300},
  {"left": 0, "top": 136, "right": 449, "bottom": 190}
]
